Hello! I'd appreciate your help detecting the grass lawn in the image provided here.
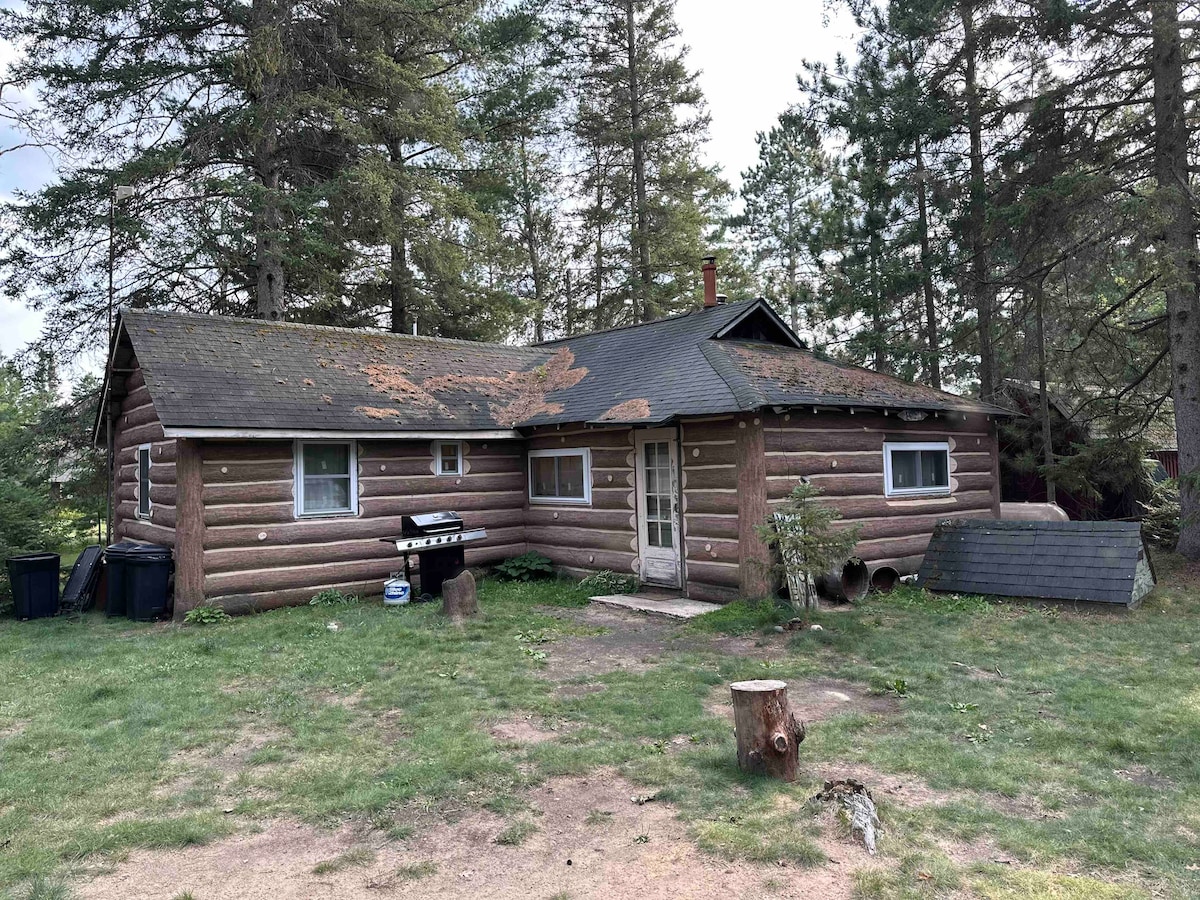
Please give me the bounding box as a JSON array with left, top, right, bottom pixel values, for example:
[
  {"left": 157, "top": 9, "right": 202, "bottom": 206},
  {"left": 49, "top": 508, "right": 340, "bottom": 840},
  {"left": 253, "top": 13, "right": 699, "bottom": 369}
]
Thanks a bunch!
[{"left": 0, "top": 556, "right": 1198, "bottom": 898}]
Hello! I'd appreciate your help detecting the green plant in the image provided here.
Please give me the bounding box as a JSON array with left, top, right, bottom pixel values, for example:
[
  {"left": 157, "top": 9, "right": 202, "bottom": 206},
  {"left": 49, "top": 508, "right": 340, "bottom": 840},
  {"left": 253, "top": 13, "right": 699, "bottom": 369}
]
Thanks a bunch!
[
  {"left": 495, "top": 819, "right": 537, "bottom": 846},
  {"left": 183, "top": 604, "right": 230, "bottom": 626},
  {"left": 494, "top": 552, "right": 554, "bottom": 582},
  {"left": 579, "top": 570, "right": 639, "bottom": 594},
  {"left": 755, "top": 481, "right": 861, "bottom": 611},
  {"left": 311, "top": 847, "right": 375, "bottom": 874},
  {"left": 1141, "top": 478, "right": 1180, "bottom": 549},
  {"left": 309, "top": 588, "right": 359, "bottom": 607}
]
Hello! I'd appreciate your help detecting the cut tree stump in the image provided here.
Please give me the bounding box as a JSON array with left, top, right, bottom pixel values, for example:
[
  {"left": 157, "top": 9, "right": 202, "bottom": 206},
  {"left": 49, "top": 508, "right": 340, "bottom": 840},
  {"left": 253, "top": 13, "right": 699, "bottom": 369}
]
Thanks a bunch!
[
  {"left": 441, "top": 569, "right": 479, "bottom": 622},
  {"left": 730, "top": 679, "right": 807, "bottom": 781}
]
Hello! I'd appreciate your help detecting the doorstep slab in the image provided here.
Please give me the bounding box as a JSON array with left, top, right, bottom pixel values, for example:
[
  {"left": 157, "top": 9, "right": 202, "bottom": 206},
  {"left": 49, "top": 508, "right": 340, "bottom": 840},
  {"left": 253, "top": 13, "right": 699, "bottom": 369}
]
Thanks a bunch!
[{"left": 589, "top": 593, "right": 722, "bottom": 619}]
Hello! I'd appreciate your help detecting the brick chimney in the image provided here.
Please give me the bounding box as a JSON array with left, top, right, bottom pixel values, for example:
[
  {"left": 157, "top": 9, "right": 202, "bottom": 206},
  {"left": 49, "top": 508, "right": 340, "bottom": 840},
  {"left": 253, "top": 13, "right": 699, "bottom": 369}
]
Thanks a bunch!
[{"left": 702, "top": 256, "right": 717, "bottom": 308}]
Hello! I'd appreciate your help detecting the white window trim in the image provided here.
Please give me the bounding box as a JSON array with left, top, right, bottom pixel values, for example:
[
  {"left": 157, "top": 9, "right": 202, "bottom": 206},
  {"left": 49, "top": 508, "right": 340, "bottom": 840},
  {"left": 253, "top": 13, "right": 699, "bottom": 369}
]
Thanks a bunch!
[
  {"left": 528, "top": 447, "right": 592, "bottom": 505},
  {"left": 435, "top": 440, "right": 463, "bottom": 476},
  {"left": 294, "top": 439, "right": 359, "bottom": 518},
  {"left": 883, "top": 441, "right": 952, "bottom": 498},
  {"left": 136, "top": 443, "right": 153, "bottom": 519}
]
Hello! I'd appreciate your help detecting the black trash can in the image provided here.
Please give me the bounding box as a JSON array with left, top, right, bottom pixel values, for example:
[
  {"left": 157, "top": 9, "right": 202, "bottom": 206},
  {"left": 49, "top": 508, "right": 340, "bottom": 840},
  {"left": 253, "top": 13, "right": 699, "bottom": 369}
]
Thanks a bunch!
[
  {"left": 6, "top": 553, "right": 61, "bottom": 619},
  {"left": 105, "top": 542, "right": 172, "bottom": 621}
]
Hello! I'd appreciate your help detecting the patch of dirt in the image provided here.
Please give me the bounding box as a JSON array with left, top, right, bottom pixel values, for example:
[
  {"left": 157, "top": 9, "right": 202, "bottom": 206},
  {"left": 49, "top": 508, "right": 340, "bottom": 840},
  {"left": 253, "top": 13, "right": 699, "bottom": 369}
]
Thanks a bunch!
[
  {"left": 1113, "top": 765, "right": 1174, "bottom": 790},
  {"left": 539, "top": 605, "right": 782, "bottom": 681},
  {"left": 174, "top": 724, "right": 288, "bottom": 777},
  {"left": 77, "top": 771, "right": 867, "bottom": 899},
  {"left": 704, "top": 679, "right": 898, "bottom": 727},
  {"left": 489, "top": 714, "right": 574, "bottom": 746}
]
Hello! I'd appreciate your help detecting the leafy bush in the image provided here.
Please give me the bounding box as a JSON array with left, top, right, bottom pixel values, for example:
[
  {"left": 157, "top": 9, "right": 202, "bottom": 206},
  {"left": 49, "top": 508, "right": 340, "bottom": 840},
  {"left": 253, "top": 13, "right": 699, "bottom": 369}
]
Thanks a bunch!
[
  {"left": 494, "top": 552, "right": 554, "bottom": 582},
  {"left": 579, "top": 570, "right": 638, "bottom": 594},
  {"left": 310, "top": 588, "right": 359, "bottom": 607},
  {"left": 183, "top": 604, "right": 231, "bottom": 625},
  {"left": 1141, "top": 478, "right": 1180, "bottom": 549}
]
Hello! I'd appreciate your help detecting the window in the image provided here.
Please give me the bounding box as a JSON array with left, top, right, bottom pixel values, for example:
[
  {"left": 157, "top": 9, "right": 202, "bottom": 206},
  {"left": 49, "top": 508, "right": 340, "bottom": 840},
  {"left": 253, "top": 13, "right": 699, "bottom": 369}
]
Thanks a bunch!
[
  {"left": 136, "top": 444, "right": 152, "bottom": 519},
  {"left": 884, "top": 441, "right": 950, "bottom": 497},
  {"left": 528, "top": 448, "right": 590, "bottom": 504},
  {"left": 435, "top": 441, "right": 462, "bottom": 476},
  {"left": 296, "top": 441, "right": 357, "bottom": 516}
]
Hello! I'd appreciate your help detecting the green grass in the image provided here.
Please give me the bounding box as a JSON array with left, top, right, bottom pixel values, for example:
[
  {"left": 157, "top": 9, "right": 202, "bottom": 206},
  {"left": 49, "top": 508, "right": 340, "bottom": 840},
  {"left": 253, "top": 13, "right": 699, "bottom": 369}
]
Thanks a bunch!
[
  {"left": 311, "top": 846, "right": 375, "bottom": 874},
  {"left": 1, "top": 563, "right": 1198, "bottom": 898}
]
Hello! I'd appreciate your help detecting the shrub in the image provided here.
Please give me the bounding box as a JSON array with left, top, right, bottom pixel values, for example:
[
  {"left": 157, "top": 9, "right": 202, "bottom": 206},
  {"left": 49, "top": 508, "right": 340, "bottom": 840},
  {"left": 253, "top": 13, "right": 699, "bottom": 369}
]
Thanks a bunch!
[
  {"left": 494, "top": 552, "right": 554, "bottom": 582},
  {"left": 1141, "top": 478, "right": 1180, "bottom": 549},
  {"left": 183, "top": 604, "right": 230, "bottom": 625},
  {"left": 310, "top": 588, "right": 359, "bottom": 607},
  {"left": 579, "top": 570, "right": 638, "bottom": 594}
]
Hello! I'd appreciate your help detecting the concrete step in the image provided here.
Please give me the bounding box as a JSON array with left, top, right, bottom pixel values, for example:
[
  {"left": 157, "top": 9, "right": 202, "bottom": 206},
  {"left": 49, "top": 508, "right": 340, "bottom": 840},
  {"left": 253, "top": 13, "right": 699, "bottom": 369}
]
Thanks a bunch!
[{"left": 589, "top": 593, "right": 723, "bottom": 619}]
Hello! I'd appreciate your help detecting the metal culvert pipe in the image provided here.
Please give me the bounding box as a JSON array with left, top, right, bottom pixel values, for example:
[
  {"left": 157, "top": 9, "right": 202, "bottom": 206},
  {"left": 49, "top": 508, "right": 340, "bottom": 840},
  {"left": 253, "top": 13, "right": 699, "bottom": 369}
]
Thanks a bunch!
[
  {"left": 816, "top": 558, "right": 870, "bottom": 603},
  {"left": 870, "top": 566, "right": 900, "bottom": 594}
]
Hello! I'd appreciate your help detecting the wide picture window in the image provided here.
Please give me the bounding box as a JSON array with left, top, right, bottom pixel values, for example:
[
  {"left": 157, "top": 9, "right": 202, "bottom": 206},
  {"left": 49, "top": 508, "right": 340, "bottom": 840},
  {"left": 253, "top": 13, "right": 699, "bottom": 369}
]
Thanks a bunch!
[
  {"left": 297, "top": 441, "right": 357, "bottom": 516},
  {"left": 884, "top": 441, "right": 950, "bottom": 497},
  {"left": 528, "top": 449, "right": 590, "bottom": 504}
]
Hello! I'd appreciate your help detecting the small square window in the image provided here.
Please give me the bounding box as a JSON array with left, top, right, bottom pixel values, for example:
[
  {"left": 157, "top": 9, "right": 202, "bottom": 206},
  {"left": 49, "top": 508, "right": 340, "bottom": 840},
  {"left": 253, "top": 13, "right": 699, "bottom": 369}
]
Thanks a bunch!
[
  {"left": 436, "top": 441, "right": 462, "bottom": 476},
  {"left": 884, "top": 442, "right": 951, "bottom": 497}
]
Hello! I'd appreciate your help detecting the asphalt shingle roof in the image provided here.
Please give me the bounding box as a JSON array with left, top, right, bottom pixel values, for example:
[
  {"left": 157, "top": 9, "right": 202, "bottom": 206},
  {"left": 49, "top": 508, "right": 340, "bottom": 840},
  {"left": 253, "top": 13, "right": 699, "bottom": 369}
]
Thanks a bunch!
[
  {"left": 917, "top": 519, "right": 1154, "bottom": 606},
  {"left": 117, "top": 300, "right": 1006, "bottom": 435}
]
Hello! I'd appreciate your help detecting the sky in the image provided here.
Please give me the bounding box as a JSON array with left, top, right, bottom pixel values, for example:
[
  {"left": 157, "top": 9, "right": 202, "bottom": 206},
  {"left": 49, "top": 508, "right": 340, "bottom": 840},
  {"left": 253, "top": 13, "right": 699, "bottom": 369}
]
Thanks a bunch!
[{"left": 0, "top": 0, "right": 860, "bottom": 368}]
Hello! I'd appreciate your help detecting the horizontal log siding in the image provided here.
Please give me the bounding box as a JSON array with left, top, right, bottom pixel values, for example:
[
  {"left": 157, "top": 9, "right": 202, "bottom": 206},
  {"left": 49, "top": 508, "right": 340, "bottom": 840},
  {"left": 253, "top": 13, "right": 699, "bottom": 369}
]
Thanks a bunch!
[
  {"left": 522, "top": 424, "right": 638, "bottom": 579},
  {"left": 202, "top": 438, "right": 526, "bottom": 603},
  {"left": 680, "top": 416, "right": 741, "bottom": 603},
  {"left": 761, "top": 410, "right": 1001, "bottom": 574},
  {"left": 112, "top": 364, "right": 177, "bottom": 547}
]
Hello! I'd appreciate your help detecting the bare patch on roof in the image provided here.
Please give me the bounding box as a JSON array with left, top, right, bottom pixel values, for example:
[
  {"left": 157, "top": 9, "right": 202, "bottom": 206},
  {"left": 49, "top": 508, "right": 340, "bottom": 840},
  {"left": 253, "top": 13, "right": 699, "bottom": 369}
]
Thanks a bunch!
[
  {"left": 597, "top": 398, "right": 652, "bottom": 421},
  {"left": 490, "top": 349, "right": 587, "bottom": 426},
  {"left": 355, "top": 406, "right": 403, "bottom": 421}
]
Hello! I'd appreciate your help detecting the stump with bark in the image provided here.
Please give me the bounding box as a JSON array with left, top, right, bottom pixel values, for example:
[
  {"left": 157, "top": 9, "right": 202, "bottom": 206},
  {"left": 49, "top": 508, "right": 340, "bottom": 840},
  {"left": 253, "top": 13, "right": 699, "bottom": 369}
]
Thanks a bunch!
[
  {"left": 730, "top": 679, "right": 806, "bottom": 781},
  {"left": 441, "top": 569, "right": 479, "bottom": 622}
]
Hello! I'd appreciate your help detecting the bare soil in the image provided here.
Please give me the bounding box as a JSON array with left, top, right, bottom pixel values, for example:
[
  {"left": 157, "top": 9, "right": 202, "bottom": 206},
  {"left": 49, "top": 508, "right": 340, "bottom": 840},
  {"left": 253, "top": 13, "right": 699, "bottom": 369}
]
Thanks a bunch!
[
  {"left": 77, "top": 772, "right": 874, "bottom": 900},
  {"left": 705, "top": 678, "right": 898, "bottom": 728}
]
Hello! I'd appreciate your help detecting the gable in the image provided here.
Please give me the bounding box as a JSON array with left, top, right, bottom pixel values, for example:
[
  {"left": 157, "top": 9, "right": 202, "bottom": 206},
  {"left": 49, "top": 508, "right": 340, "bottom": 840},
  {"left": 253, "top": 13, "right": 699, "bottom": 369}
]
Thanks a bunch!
[{"left": 711, "top": 304, "right": 804, "bottom": 348}]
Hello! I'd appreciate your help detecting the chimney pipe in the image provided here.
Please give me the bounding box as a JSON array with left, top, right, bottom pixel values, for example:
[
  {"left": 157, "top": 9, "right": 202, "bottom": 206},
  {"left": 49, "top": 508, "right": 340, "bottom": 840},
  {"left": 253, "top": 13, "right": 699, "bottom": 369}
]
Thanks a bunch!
[{"left": 702, "top": 255, "right": 717, "bottom": 308}]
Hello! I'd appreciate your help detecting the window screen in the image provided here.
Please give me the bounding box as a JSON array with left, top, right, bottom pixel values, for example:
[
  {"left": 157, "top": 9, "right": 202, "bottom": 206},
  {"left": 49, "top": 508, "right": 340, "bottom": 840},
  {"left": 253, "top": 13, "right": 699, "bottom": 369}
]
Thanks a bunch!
[
  {"left": 299, "top": 442, "right": 355, "bottom": 515},
  {"left": 885, "top": 443, "right": 950, "bottom": 496},
  {"left": 528, "top": 451, "right": 589, "bottom": 502}
]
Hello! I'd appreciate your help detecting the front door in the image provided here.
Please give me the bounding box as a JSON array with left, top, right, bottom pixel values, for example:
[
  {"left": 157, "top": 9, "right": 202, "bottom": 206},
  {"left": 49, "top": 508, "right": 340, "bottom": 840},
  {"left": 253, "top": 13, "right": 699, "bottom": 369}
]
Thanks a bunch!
[{"left": 635, "top": 429, "right": 681, "bottom": 587}]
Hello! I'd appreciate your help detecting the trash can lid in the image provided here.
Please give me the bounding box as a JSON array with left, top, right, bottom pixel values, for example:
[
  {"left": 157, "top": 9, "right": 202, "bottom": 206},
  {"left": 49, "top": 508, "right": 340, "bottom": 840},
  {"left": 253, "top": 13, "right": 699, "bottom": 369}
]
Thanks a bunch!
[
  {"left": 5, "top": 552, "right": 60, "bottom": 563},
  {"left": 105, "top": 541, "right": 171, "bottom": 559}
]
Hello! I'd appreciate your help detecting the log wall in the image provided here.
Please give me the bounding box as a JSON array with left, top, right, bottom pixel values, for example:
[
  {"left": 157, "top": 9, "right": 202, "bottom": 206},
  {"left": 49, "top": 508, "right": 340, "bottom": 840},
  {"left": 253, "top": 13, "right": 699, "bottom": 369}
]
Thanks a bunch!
[
  {"left": 679, "top": 416, "right": 742, "bottom": 603},
  {"left": 202, "top": 438, "right": 527, "bottom": 610},
  {"left": 522, "top": 425, "right": 639, "bottom": 580},
  {"left": 761, "top": 409, "right": 1002, "bottom": 575},
  {"left": 112, "top": 364, "right": 177, "bottom": 547}
]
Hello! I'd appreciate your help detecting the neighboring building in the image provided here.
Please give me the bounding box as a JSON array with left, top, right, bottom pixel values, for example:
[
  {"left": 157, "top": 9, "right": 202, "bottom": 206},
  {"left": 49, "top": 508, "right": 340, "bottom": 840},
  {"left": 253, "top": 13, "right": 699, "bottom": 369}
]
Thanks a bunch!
[{"left": 96, "top": 294, "right": 1008, "bottom": 617}]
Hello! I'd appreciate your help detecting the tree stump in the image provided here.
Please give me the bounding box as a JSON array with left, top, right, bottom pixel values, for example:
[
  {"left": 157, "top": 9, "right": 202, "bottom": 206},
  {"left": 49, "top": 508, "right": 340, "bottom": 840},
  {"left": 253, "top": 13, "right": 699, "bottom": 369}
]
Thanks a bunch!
[
  {"left": 730, "top": 679, "right": 806, "bottom": 781},
  {"left": 441, "top": 569, "right": 479, "bottom": 622}
]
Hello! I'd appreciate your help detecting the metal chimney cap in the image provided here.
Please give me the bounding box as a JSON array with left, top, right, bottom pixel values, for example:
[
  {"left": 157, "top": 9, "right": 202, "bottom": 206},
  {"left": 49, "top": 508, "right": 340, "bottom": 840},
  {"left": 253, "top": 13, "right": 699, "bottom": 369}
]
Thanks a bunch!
[
  {"left": 702, "top": 255, "right": 716, "bottom": 266},
  {"left": 715, "top": 294, "right": 728, "bottom": 304}
]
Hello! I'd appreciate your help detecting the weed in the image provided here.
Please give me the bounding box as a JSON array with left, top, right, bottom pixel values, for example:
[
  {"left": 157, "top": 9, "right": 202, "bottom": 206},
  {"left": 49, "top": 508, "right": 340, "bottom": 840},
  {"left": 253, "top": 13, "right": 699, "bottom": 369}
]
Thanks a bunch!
[
  {"left": 309, "top": 589, "right": 359, "bottom": 607},
  {"left": 494, "top": 820, "right": 537, "bottom": 846},
  {"left": 584, "top": 809, "right": 612, "bottom": 826},
  {"left": 494, "top": 553, "right": 554, "bottom": 582},
  {"left": 311, "top": 847, "right": 375, "bottom": 874},
  {"left": 633, "top": 834, "right": 649, "bottom": 844},
  {"left": 579, "top": 571, "right": 639, "bottom": 594},
  {"left": 183, "top": 604, "right": 230, "bottom": 626}
]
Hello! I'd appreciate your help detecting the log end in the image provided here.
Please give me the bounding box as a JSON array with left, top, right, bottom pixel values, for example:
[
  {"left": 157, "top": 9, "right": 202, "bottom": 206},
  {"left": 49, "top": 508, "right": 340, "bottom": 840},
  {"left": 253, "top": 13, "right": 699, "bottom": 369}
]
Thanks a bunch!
[{"left": 729, "top": 679, "right": 788, "bottom": 693}]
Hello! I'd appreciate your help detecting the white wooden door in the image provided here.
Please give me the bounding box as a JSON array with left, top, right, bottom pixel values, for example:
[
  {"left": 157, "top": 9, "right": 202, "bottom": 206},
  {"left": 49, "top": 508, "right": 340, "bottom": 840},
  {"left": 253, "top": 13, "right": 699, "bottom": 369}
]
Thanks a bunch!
[{"left": 635, "top": 429, "right": 681, "bottom": 587}]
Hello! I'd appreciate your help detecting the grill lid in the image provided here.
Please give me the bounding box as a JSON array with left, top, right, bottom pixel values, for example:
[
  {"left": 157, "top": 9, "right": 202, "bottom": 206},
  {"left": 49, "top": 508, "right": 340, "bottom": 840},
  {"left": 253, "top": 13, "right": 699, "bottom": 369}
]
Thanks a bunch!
[{"left": 401, "top": 511, "right": 464, "bottom": 537}]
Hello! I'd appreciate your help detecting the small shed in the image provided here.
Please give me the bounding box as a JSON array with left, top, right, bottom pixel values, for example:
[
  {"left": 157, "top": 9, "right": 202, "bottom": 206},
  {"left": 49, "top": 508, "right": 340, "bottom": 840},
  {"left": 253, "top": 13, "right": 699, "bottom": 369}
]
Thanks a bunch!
[{"left": 917, "top": 519, "right": 1156, "bottom": 608}]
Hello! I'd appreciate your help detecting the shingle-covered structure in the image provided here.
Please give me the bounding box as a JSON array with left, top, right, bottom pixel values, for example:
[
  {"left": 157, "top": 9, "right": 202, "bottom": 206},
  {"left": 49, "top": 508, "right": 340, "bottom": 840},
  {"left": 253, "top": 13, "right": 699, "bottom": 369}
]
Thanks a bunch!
[
  {"left": 99, "top": 297, "right": 1011, "bottom": 616},
  {"left": 917, "top": 519, "right": 1155, "bottom": 607}
]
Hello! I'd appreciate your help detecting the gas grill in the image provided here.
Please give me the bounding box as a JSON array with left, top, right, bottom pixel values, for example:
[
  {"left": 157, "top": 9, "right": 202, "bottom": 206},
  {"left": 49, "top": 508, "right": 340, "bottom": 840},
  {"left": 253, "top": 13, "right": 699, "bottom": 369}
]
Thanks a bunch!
[{"left": 381, "top": 511, "right": 487, "bottom": 598}]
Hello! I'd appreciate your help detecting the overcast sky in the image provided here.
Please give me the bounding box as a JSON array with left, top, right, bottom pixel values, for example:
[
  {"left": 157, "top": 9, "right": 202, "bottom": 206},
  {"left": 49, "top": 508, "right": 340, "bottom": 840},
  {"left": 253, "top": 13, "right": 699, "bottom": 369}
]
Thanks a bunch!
[{"left": 0, "top": 0, "right": 859, "bottom": 367}]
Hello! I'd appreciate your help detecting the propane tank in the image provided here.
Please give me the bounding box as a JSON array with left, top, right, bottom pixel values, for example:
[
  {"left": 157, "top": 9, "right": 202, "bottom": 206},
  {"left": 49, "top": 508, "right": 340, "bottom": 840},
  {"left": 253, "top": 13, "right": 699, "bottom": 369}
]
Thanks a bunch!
[{"left": 383, "top": 574, "right": 411, "bottom": 606}]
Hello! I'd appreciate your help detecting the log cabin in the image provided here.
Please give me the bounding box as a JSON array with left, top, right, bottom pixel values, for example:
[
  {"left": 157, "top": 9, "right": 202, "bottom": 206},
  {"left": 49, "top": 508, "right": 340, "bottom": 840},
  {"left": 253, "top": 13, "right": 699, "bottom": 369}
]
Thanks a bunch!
[{"left": 96, "top": 287, "right": 1010, "bottom": 618}]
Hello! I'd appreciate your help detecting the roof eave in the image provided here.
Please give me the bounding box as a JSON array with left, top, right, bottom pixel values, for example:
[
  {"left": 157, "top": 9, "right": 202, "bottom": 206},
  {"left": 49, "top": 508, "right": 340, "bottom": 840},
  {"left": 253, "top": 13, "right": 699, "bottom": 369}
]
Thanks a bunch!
[{"left": 161, "top": 426, "right": 524, "bottom": 440}]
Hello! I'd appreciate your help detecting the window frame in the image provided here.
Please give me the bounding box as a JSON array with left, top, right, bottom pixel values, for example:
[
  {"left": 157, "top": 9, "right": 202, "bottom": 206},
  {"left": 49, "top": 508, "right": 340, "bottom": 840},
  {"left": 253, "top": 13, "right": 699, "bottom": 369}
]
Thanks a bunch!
[
  {"left": 527, "top": 447, "right": 592, "bottom": 506},
  {"left": 294, "top": 440, "right": 359, "bottom": 518},
  {"left": 434, "top": 440, "right": 463, "bottom": 477},
  {"left": 136, "top": 443, "right": 152, "bottom": 519},
  {"left": 883, "top": 441, "right": 952, "bottom": 498}
]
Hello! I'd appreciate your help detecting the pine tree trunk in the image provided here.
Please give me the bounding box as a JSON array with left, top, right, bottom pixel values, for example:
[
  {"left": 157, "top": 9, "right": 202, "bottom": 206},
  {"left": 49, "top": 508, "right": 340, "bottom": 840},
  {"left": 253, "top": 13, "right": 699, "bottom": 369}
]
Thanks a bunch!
[
  {"left": 960, "top": 0, "right": 996, "bottom": 401},
  {"left": 625, "top": 0, "right": 654, "bottom": 322},
  {"left": 787, "top": 192, "right": 799, "bottom": 333},
  {"left": 1034, "top": 275, "right": 1056, "bottom": 504},
  {"left": 1150, "top": 0, "right": 1200, "bottom": 558},
  {"left": 519, "top": 134, "right": 547, "bottom": 342},
  {"left": 915, "top": 136, "right": 941, "bottom": 390},
  {"left": 250, "top": 0, "right": 285, "bottom": 322},
  {"left": 389, "top": 143, "right": 411, "bottom": 335}
]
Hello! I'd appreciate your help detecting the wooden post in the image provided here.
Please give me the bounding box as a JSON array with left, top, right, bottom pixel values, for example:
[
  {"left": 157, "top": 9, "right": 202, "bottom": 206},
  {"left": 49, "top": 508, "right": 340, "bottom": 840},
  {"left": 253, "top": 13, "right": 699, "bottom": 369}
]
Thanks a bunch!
[
  {"left": 173, "top": 438, "right": 205, "bottom": 620},
  {"left": 736, "top": 415, "right": 772, "bottom": 597},
  {"left": 730, "top": 679, "right": 806, "bottom": 781}
]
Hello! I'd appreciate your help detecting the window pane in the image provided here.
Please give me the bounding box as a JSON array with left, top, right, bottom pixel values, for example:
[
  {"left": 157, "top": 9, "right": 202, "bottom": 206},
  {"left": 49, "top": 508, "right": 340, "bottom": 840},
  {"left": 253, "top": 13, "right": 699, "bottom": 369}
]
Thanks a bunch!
[
  {"left": 138, "top": 449, "right": 151, "bottom": 515},
  {"left": 304, "top": 444, "right": 350, "bottom": 476},
  {"left": 531, "top": 456, "right": 557, "bottom": 497},
  {"left": 890, "top": 450, "right": 919, "bottom": 489},
  {"left": 920, "top": 450, "right": 948, "bottom": 487},
  {"left": 646, "top": 495, "right": 659, "bottom": 518},
  {"left": 557, "top": 455, "right": 585, "bottom": 498},
  {"left": 645, "top": 468, "right": 658, "bottom": 494},
  {"left": 439, "top": 443, "right": 459, "bottom": 474},
  {"left": 658, "top": 521, "right": 673, "bottom": 548},
  {"left": 304, "top": 476, "right": 351, "bottom": 512}
]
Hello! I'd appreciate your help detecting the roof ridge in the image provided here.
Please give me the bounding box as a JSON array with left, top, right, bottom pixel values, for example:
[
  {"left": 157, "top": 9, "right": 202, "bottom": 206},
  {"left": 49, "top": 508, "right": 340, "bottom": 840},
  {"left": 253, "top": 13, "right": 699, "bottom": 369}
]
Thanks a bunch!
[
  {"left": 535, "top": 301, "right": 747, "bottom": 346},
  {"left": 120, "top": 308, "right": 544, "bottom": 354}
]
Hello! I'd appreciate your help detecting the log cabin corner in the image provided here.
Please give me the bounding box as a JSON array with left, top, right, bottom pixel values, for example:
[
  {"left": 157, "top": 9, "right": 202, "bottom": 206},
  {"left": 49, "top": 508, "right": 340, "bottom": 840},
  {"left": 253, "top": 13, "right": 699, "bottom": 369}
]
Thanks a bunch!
[{"left": 95, "top": 297, "right": 1010, "bottom": 619}]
